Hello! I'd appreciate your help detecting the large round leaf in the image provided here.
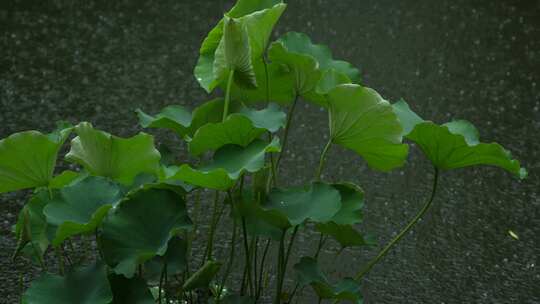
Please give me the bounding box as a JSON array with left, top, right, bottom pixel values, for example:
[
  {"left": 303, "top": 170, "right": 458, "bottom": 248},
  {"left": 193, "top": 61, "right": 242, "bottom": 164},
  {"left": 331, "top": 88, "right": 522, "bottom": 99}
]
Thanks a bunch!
[
  {"left": 66, "top": 122, "right": 161, "bottom": 185},
  {"left": 327, "top": 84, "right": 409, "bottom": 171},
  {"left": 0, "top": 126, "right": 71, "bottom": 193},
  {"left": 101, "top": 188, "right": 192, "bottom": 278},
  {"left": 43, "top": 176, "right": 123, "bottom": 246},
  {"left": 393, "top": 100, "right": 526, "bottom": 178},
  {"left": 167, "top": 138, "right": 281, "bottom": 190},
  {"left": 109, "top": 275, "right": 154, "bottom": 304},
  {"left": 22, "top": 262, "right": 113, "bottom": 304},
  {"left": 294, "top": 257, "right": 362, "bottom": 303},
  {"left": 194, "top": 1, "right": 286, "bottom": 92},
  {"left": 263, "top": 182, "right": 341, "bottom": 226}
]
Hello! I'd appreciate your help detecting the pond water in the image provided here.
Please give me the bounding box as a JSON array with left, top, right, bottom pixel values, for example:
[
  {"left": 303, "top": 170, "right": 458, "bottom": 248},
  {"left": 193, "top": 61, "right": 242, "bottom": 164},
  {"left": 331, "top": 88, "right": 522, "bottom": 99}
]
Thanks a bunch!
[{"left": 0, "top": 0, "right": 539, "bottom": 303}]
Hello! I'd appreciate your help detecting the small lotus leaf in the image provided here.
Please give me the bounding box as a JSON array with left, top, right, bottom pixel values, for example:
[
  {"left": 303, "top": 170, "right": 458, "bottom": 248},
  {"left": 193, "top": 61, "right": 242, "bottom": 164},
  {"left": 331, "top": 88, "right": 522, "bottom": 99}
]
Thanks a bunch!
[
  {"left": 101, "top": 188, "right": 192, "bottom": 278},
  {"left": 0, "top": 127, "right": 71, "bottom": 193},
  {"left": 43, "top": 176, "right": 123, "bottom": 246},
  {"left": 327, "top": 84, "right": 409, "bottom": 171},
  {"left": 66, "top": 122, "right": 161, "bottom": 185},
  {"left": 22, "top": 262, "right": 113, "bottom": 304}
]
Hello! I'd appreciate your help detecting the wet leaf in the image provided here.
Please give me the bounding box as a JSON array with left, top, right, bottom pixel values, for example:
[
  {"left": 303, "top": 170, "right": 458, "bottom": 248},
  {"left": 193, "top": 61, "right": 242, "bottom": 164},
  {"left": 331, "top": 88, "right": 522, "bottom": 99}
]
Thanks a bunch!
[
  {"left": 0, "top": 127, "right": 71, "bottom": 193},
  {"left": 66, "top": 122, "right": 161, "bottom": 185},
  {"left": 22, "top": 262, "right": 113, "bottom": 304},
  {"left": 328, "top": 84, "right": 408, "bottom": 171},
  {"left": 43, "top": 176, "right": 123, "bottom": 246},
  {"left": 101, "top": 188, "right": 192, "bottom": 277}
]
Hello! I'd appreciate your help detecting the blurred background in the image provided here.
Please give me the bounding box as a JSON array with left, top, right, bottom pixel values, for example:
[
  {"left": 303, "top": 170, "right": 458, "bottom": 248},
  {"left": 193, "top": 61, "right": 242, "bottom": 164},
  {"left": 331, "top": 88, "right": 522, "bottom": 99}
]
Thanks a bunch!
[{"left": 1, "top": 0, "right": 539, "bottom": 303}]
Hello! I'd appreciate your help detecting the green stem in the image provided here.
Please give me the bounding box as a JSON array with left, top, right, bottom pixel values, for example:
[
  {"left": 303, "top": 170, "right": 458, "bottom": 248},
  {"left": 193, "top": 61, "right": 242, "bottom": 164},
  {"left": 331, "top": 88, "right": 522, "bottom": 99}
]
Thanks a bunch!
[
  {"left": 256, "top": 238, "right": 272, "bottom": 302},
  {"left": 204, "top": 191, "right": 221, "bottom": 262},
  {"left": 223, "top": 70, "right": 235, "bottom": 122},
  {"left": 241, "top": 217, "right": 254, "bottom": 296},
  {"left": 354, "top": 167, "right": 440, "bottom": 280},
  {"left": 315, "top": 139, "right": 333, "bottom": 181},
  {"left": 283, "top": 226, "right": 299, "bottom": 275},
  {"left": 274, "top": 230, "right": 286, "bottom": 304},
  {"left": 253, "top": 237, "right": 259, "bottom": 293},
  {"left": 217, "top": 212, "right": 238, "bottom": 303},
  {"left": 262, "top": 56, "right": 270, "bottom": 105},
  {"left": 158, "top": 262, "right": 167, "bottom": 304},
  {"left": 275, "top": 95, "right": 299, "bottom": 172},
  {"left": 313, "top": 233, "right": 327, "bottom": 260}
]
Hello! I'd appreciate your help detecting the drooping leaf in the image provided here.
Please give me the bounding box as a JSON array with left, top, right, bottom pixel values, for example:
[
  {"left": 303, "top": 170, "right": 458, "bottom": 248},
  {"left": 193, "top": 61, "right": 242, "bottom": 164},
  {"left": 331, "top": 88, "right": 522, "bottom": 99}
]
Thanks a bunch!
[
  {"left": 294, "top": 257, "right": 362, "bottom": 303},
  {"left": 214, "top": 16, "right": 257, "bottom": 89},
  {"left": 22, "top": 262, "right": 113, "bottom": 304},
  {"left": 48, "top": 170, "right": 82, "bottom": 189},
  {"left": 167, "top": 138, "right": 280, "bottom": 190},
  {"left": 0, "top": 127, "right": 71, "bottom": 193},
  {"left": 327, "top": 84, "right": 409, "bottom": 171},
  {"left": 263, "top": 182, "right": 341, "bottom": 226},
  {"left": 136, "top": 105, "right": 192, "bottom": 137},
  {"left": 394, "top": 100, "right": 526, "bottom": 178},
  {"left": 66, "top": 122, "right": 161, "bottom": 185},
  {"left": 238, "top": 103, "right": 286, "bottom": 132},
  {"left": 183, "top": 260, "right": 222, "bottom": 292},
  {"left": 109, "top": 275, "right": 155, "bottom": 304},
  {"left": 188, "top": 114, "right": 265, "bottom": 157},
  {"left": 144, "top": 237, "right": 188, "bottom": 283},
  {"left": 43, "top": 176, "right": 123, "bottom": 246},
  {"left": 194, "top": 1, "right": 286, "bottom": 92},
  {"left": 101, "top": 188, "right": 192, "bottom": 278},
  {"left": 316, "top": 222, "right": 372, "bottom": 248},
  {"left": 13, "top": 191, "right": 51, "bottom": 263}
]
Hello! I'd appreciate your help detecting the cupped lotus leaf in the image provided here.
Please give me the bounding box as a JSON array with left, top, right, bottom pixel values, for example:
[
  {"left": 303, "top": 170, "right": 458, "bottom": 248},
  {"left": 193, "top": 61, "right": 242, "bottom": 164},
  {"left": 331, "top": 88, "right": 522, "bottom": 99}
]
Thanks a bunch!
[
  {"left": 408, "top": 121, "right": 526, "bottom": 178},
  {"left": 109, "top": 275, "right": 155, "bottom": 304},
  {"left": 294, "top": 257, "right": 362, "bottom": 303},
  {"left": 43, "top": 176, "right": 123, "bottom": 246},
  {"left": 228, "top": 59, "right": 296, "bottom": 105},
  {"left": 327, "top": 84, "right": 409, "bottom": 171},
  {"left": 264, "top": 182, "right": 341, "bottom": 226},
  {"left": 22, "top": 262, "right": 113, "bottom": 304},
  {"left": 13, "top": 191, "right": 51, "bottom": 263},
  {"left": 195, "top": 1, "right": 286, "bottom": 92},
  {"left": 238, "top": 103, "right": 286, "bottom": 132},
  {"left": 136, "top": 105, "right": 192, "bottom": 137},
  {"left": 234, "top": 190, "right": 291, "bottom": 240},
  {"left": 101, "top": 188, "right": 192, "bottom": 278},
  {"left": 182, "top": 260, "right": 222, "bottom": 292},
  {"left": 188, "top": 114, "right": 265, "bottom": 156},
  {"left": 169, "top": 138, "right": 280, "bottom": 190},
  {"left": 144, "top": 237, "right": 188, "bottom": 283},
  {"left": 0, "top": 127, "right": 71, "bottom": 194},
  {"left": 274, "top": 32, "right": 360, "bottom": 82},
  {"left": 48, "top": 170, "right": 82, "bottom": 189},
  {"left": 66, "top": 122, "right": 161, "bottom": 185},
  {"left": 394, "top": 100, "right": 526, "bottom": 178}
]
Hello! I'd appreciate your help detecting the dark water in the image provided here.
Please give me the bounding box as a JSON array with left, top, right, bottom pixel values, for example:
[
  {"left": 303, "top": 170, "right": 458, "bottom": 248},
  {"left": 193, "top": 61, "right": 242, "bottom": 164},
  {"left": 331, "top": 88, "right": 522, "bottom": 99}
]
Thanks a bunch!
[{"left": 1, "top": 0, "right": 539, "bottom": 303}]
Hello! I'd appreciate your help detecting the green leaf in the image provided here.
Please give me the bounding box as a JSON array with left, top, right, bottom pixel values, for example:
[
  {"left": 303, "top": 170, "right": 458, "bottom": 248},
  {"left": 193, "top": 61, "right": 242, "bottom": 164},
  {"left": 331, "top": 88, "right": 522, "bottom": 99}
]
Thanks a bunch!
[
  {"left": 214, "top": 16, "right": 257, "bottom": 89},
  {"left": 144, "top": 237, "right": 188, "bottom": 283},
  {"left": 0, "top": 127, "right": 71, "bottom": 193},
  {"left": 274, "top": 32, "right": 360, "bottom": 82},
  {"left": 136, "top": 105, "right": 192, "bottom": 137},
  {"left": 109, "top": 275, "right": 155, "bottom": 304},
  {"left": 194, "top": 1, "right": 286, "bottom": 92},
  {"left": 188, "top": 114, "right": 265, "bottom": 157},
  {"left": 238, "top": 103, "right": 286, "bottom": 132},
  {"left": 66, "top": 122, "right": 161, "bottom": 185},
  {"left": 167, "top": 138, "right": 280, "bottom": 190},
  {"left": 316, "top": 222, "right": 371, "bottom": 248},
  {"left": 183, "top": 260, "right": 222, "bottom": 292},
  {"left": 43, "top": 176, "right": 123, "bottom": 246},
  {"left": 328, "top": 84, "right": 409, "bottom": 171},
  {"left": 48, "top": 170, "right": 82, "bottom": 189},
  {"left": 263, "top": 182, "right": 341, "bottom": 226},
  {"left": 294, "top": 257, "right": 362, "bottom": 303},
  {"left": 101, "top": 188, "right": 192, "bottom": 277},
  {"left": 408, "top": 121, "right": 526, "bottom": 178},
  {"left": 22, "top": 262, "right": 113, "bottom": 304},
  {"left": 13, "top": 191, "right": 51, "bottom": 263},
  {"left": 394, "top": 100, "right": 526, "bottom": 178}
]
